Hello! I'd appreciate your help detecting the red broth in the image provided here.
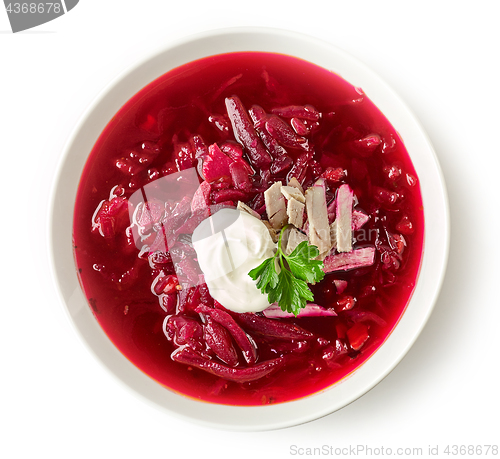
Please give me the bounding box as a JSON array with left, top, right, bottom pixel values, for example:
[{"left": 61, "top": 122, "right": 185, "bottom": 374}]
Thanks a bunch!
[{"left": 73, "top": 52, "right": 424, "bottom": 405}]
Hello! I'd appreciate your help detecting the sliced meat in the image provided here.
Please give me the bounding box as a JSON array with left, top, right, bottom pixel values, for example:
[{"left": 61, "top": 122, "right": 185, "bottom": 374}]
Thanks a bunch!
[
  {"left": 305, "top": 178, "right": 331, "bottom": 254},
  {"left": 264, "top": 181, "right": 287, "bottom": 229},
  {"left": 287, "top": 197, "right": 305, "bottom": 228},
  {"left": 281, "top": 185, "right": 305, "bottom": 203},
  {"left": 237, "top": 201, "right": 261, "bottom": 219},
  {"left": 335, "top": 184, "right": 353, "bottom": 252},
  {"left": 285, "top": 228, "right": 308, "bottom": 255},
  {"left": 287, "top": 176, "right": 305, "bottom": 195}
]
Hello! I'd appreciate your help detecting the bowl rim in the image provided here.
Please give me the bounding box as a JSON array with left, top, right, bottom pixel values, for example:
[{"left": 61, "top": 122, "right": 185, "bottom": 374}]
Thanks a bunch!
[{"left": 48, "top": 26, "right": 450, "bottom": 431}]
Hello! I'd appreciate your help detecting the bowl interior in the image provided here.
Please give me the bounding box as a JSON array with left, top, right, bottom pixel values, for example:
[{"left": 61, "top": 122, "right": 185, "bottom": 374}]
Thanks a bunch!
[{"left": 49, "top": 27, "right": 449, "bottom": 430}]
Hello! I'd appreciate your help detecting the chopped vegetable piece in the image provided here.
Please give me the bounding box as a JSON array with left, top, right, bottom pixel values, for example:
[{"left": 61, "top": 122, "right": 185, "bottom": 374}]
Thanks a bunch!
[
  {"left": 396, "top": 215, "right": 415, "bottom": 235},
  {"left": 347, "top": 323, "right": 370, "bottom": 350},
  {"left": 333, "top": 279, "right": 348, "bottom": 294},
  {"left": 287, "top": 151, "right": 312, "bottom": 184},
  {"left": 290, "top": 117, "right": 310, "bottom": 136},
  {"left": 202, "top": 143, "right": 232, "bottom": 183},
  {"left": 321, "top": 167, "right": 345, "bottom": 184},
  {"left": 225, "top": 96, "right": 272, "bottom": 168},
  {"left": 352, "top": 210, "right": 369, "bottom": 230}
]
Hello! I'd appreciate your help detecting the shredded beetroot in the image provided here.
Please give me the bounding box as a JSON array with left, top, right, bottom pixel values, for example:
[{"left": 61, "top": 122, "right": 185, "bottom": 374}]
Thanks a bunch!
[
  {"left": 225, "top": 96, "right": 272, "bottom": 168},
  {"left": 265, "top": 115, "right": 311, "bottom": 151},
  {"left": 196, "top": 305, "right": 257, "bottom": 364},
  {"left": 271, "top": 104, "right": 320, "bottom": 121},
  {"left": 249, "top": 105, "right": 293, "bottom": 174},
  {"left": 165, "top": 315, "right": 204, "bottom": 352},
  {"left": 203, "top": 316, "right": 239, "bottom": 367},
  {"left": 287, "top": 151, "right": 312, "bottom": 184},
  {"left": 236, "top": 313, "right": 314, "bottom": 340},
  {"left": 347, "top": 323, "right": 370, "bottom": 350},
  {"left": 171, "top": 347, "right": 284, "bottom": 383}
]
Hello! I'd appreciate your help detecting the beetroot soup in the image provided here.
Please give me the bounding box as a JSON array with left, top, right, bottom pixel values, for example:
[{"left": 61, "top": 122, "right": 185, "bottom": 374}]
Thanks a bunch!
[{"left": 73, "top": 52, "right": 424, "bottom": 405}]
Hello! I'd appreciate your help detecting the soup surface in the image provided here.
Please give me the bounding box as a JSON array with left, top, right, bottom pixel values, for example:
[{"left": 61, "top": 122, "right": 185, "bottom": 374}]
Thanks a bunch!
[{"left": 73, "top": 52, "right": 424, "bottom": 405}]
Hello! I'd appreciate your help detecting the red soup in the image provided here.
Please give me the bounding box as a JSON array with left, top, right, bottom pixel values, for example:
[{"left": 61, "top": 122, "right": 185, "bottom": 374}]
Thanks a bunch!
[{"left": 73, "top": 52, "right": 424, "bottom": 405}]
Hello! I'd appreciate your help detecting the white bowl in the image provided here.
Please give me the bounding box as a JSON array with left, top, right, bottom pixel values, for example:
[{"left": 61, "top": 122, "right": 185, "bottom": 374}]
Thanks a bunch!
[{"left": 48, "top": 27, "right": 449, "bottom": 431}]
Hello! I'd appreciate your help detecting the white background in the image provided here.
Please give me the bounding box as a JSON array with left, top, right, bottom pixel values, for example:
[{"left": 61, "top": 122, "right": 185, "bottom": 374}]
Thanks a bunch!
[{"left": 1, "top": 1, "right": 499, "bottom": 458}]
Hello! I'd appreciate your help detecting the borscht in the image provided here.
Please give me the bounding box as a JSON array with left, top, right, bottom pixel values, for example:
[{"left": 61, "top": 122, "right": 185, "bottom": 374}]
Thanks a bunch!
[{"left": 73, "top": 52, "right": 424, "bottom": 405}]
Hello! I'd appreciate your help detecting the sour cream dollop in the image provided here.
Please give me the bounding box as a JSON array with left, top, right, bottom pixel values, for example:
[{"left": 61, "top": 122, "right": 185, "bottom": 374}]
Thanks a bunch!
[{"left": 192, "top": 208, "right": 276, "bottom": 313}]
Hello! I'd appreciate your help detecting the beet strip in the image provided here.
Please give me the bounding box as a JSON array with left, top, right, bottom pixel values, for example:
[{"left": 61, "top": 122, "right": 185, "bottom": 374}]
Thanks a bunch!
[
  {"left": 203, "top": 316, "right": 239, "bottom": 367},
  {"left": 196, "top": 305, "right": 258, "bottom": 364},
  {"left": 172, "top": 347, "right": 284, "bottom": 383},
  {"left": 249, "top": 106, "right": 290, "bottom": 157},
  {"left": 237, "top": 313, "right": 314, "bottom": 340},
  {"left": 249, "top": 107, "right": 294, "bottom": 175},
  {"left": 287, "top": 151, "right": 312, "bottom": 184},
  {"left": 225, "top": 96, "right": 272, "bottom": 169},
  {"left": 271, "top": 104, "right": 321, "bottom": 121},
  {"left": 265, "top": 115, "right": 311, "bottom": 151}
]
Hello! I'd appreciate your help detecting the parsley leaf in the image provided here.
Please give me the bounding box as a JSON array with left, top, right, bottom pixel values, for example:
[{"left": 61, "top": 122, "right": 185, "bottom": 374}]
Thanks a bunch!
[
  {"left": 248, "top": 226, "right": 325, "bottom": 316},
  {"left": 248, "top": 257, "right": 278, "bottom": 293},
  {"left": 286, "top": 241, "right": 325, "bottom": 284}
]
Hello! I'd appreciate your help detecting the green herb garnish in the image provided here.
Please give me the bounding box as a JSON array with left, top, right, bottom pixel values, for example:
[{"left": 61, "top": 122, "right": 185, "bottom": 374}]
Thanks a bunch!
[{"left": 248, "top": 226, "right": 325, "bottom": 316}]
